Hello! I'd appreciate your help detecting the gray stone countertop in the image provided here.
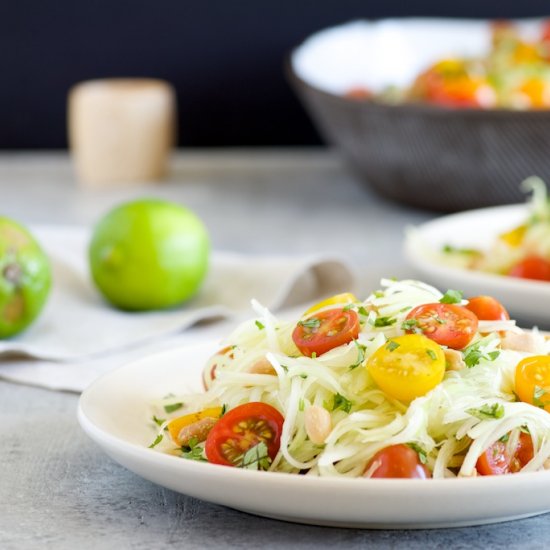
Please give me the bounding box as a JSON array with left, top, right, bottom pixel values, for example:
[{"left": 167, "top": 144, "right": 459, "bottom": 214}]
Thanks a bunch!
[{"left": 0, "top": 150, "right": 547, "bottom": 549}]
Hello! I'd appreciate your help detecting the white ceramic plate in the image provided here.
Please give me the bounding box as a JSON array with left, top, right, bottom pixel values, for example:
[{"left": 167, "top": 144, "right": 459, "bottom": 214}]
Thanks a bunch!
[
  {"left": 405, "top": 204, "right": 550, "bottom": 328},
  {"left": 79, "top": 340, "right": 550, "bottom": 529}
]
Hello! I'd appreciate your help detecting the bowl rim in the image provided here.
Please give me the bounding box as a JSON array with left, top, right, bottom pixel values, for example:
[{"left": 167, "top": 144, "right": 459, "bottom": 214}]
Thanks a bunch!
[{"left": 287, "top": 16, "right": 550, "bottom": 118}]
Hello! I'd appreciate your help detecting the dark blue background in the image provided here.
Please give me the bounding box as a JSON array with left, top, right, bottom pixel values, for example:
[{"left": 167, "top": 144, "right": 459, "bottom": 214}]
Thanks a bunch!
[{"left": 3, "top": 1, "right": 550, "bottom": 148}]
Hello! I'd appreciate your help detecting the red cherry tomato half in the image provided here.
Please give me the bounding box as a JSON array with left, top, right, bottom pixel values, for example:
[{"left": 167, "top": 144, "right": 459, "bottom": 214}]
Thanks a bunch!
[
  {"left": 465, "top": 296, "right": 510, "bottom": 321},
  {"left": 508, "top": 256, "right": 550, "bottom": 282},
  {"left": 205, "top": 402, "right": 284, "bottom": 467},
  {"left": 292, "top": 308, "right": 360, "bottom": 357},
  {"left": 364, "top": 444, "right": 431, "bottom": 479},
  {"left": 202, "top": 346, "right": 235, "bottom": 390},
  {"left": 345, "top": 87, "right": 372, "bottom": 100},
  {"left": 476, "top": 432, "right": 534, "bottom": 476},
  {"left": 405, "top": 303, "right": 478, "bottom": 350}
]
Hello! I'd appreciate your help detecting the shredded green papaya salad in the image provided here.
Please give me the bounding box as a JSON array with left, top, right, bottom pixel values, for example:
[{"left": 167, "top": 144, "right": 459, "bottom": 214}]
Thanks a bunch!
[
  {"left": 440, "top": 177, "right": 550, "bottom": 282},
  {"left": 148, "top": 279, "right": 550, "bottom": 479}
]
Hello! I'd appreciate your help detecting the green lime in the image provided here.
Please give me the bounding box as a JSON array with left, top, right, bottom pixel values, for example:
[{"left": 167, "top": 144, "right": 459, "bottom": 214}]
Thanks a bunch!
[
  {"left": 89, "top": 199, "right": 210, "bottom": 310},
  {"left": 0, "top": 217, "right": 52, "bottom": 338}
]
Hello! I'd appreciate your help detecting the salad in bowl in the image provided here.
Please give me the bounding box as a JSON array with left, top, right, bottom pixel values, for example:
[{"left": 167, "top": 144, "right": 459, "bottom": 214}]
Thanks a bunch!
[{"left": 147, "top": 278, "right": 550, "bottom": 480}]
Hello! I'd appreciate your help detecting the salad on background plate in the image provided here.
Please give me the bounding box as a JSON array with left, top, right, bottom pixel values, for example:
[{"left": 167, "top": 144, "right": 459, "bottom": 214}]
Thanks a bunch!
[{"left": 148, "top": 278, "right": 550, "bottom": 480}]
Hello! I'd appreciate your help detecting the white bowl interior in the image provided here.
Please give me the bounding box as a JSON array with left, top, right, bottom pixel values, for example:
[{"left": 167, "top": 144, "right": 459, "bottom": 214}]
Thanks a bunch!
[{"left": 292, "top": 18, "right": 543, "bottom": 94}]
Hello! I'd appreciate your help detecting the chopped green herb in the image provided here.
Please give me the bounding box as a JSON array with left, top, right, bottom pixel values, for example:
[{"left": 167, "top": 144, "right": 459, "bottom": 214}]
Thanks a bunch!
[
  {"left": 164, "top": 402, "right": 184, "bottom": 414},
  {"left": 343, "top": 303, "right": 354, "bottom": 311},
  {"left": 299, "top": 398, "right": 305, "bottom": 412},
  {"left": 442, "top": 244, "right": 480, "bottom": 255},
  {"left": 148, "top": 434, "right": 163, "bottom": 448},
  {"left": 467, "top": 403, "right": 505, "bottom": 420},
  {"left": 533, "top": 385, "right": 549, "bottom": 409},
  {"left": 373, "top": 290, "right": 384, "bottom": 298},
  {"left": 348, "top": 340, "right": 367, "bottom": 370},
  {"left": 240, "top": 441, "right": 272, "bottom": 471},
  {"left": 311, "top": 352, "right": 317, "bottom": 359},
  {"left": 386, "top": 340, "right": 400, "bottom": 352},
  {"left": 439, "top": 289, "right": 464, "bottom": 304},
  {"left": 407, "top": 443, "right": 428, "bottom": 464},
  {"left": 300, "top": 374, "right": 308, "bottom": 379},
  {"left": 255, "top": 320, "right": 265, "bottom": 330},
  {"left": 220, "top": 404, "right": 228, "bottom": 416},
  {"left": 463, "top": 342, "right": 500, "bottom": 368},
  {"left": 499, "top": 433, "right": 510, "bottom": 443},
  {"left": 152, "top": 415, "right": 166, "bottom": 427},
  {"left": 373, "top": 316, "right": 397, "bottom": 328},
  {"left": 332, "top": 393, "right": 352, "bottom": 413},
  {"left": 181, "top": 437, "right": 206, "bottom": 461},
  {"left": 426, "top": 349, "right": 437, "bottom": 361},
  {"left": 281, "top": 365, "right": 289, "bottom": 373},
  {"left": 357, "top": 306, "right": 370, "bottom": 317},
  {"left": 298, "top": 318, "right": 321, "bottom": 330},
  {"left": 401, "top": 318, "right": 420, "bottom": 332}
]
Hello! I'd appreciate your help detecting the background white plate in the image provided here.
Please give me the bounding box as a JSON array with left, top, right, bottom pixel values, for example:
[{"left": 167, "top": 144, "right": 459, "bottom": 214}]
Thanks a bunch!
[
  {"left": 291, "top": 18, "right": 543, "bottom": 95},
  {"left": 405, "top": 204, "right": 550, "bottom": 329},
  {"left": 79, "top": 341, "right": 550, "bottom": 529}
]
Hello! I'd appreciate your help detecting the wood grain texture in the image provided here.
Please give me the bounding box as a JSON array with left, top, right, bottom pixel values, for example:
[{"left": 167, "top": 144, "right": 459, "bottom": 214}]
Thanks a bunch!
[{"left": 1, "top": 151, "right": 549, "bottom": 548}]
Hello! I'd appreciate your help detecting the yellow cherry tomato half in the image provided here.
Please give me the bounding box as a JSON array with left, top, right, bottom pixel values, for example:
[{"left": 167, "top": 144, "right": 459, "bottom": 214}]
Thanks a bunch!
[
  {"left": 367, "top": 334, "right": 445, "bottom": 402},
  {"left": 303, "top": 292, "right": 359, "bottom": 317},
  {"left": 515, "top": 356, "right": 550, "bottom": 412},
  {"left": 167, "top": 406, "right": 223, "bottom": 445},
  {"left": 499, "top": 224, "right": 527, "bottom": 247}
]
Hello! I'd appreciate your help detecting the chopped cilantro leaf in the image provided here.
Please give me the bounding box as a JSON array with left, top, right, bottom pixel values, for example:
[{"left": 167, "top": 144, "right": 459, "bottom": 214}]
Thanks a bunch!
[
  {"left": 255, "top": 320, "right": 265, "bottom": 330},
  {"left": 533, "top": 385, "right": 550, "bottom": 409},
  {"left": 343, "top": 303, "right": 354, "bottom": 311},
  {"left": 440, "top": 289, "right": 463, "bottom": 304},
  {"left": 220, "top": 404, "right": 228, "bottom": 416},
  {"left": 407, "top": 443, "right": 428, "bottom": 464},
  {"left": 164, "top": 402, "right": 184, "bottom": 414},
  {"left": 357, "top": 306, "right": 370, "bottom": 317},
  {"left": 426, "top": 349, "right": 437, "bottom": 361},
  {"left": 311, "top": 352, "right": 317, "bottom": 359},
  {"left": 348, "top": 340, "right": 367, "bottom": 370},
  {"left": 386, "top": 340, "right": 400, "bottom": 352},
  {"left": 240, "top": 442, "right": 272, "bottom": 471},
  {"left": 442, "top": 244, "right": 480, "bottom": 255},
  {"left": 467, "top": 403, "right": 505, "bottom": 420},
  {"left": 332, "top": 393, "right": 352, "bottom": 413},
  {"left": 373, "top": 290, "right": 384, "bottom": 298},
  {"left": 373, "top": 316, "right": 397, "bottom": 328},
  {"left": 462, "top": 342, "right": 499, "bottom": 368},
  {"left": 401, "top": 318, "right": 420, "bottom": 332},
  {"left": 148, "top": 434, "right": 163, "bottom": 448},
  {"left": 181, "top": 437, "right": 206, "bottom": 461},
  {"left": 298, "top": 318, "right": 321, "bottom": 330},
  {"left": 152, "top": 415, "right": 166, "bottom": 427}
]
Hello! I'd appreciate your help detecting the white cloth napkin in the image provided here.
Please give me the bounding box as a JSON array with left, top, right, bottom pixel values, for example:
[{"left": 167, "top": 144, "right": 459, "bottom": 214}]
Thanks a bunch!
[{"left": 0, "top": 226, "right": 356, "bottom": 391}]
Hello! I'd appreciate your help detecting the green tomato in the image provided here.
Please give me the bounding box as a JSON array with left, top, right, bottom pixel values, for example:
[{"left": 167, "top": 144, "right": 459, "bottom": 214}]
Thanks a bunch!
[
  {"left": 89, "top": 199, "right": 210, "bottom": 311},
  {"left": 0, "top": 217, "right": 52, "bottom": 338}
]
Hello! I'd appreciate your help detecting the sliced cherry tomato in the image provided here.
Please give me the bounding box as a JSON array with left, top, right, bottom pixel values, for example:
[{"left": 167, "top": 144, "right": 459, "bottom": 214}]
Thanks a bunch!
[
  {"left": 292, "top": 308, "right": 360, "bottom": 357},
  {"left": 498, "top": 224, "right": 527, "bottom": 247},
  {"left": 303, "top": 292, "right": 358, "bottom": 316},
  {"left": 476, "top": 432, "right": 534, "bottom": 475},
  {"left": 345, "top": 87, "right": 372, "bottom": 100},
  {"left": 364, "top": 444, "right": 431, "bottom": 479},
  {"left": 465, "top": 296, "right": 510, "bottom": 321},
  {"left": 405, "top": 303, "right": 478, "bottom": 350},
  {"left": 508, "top": 256, "right": 550, "bottom": 282},
  {"left": 515, "top": 355, "right": 550, "bottom": 412},
  {"left": 205, "top": 402, "right": 284, "bottom": 467},
  {"left": 367, "top": 334, "right": 445, "bottom": 402}
]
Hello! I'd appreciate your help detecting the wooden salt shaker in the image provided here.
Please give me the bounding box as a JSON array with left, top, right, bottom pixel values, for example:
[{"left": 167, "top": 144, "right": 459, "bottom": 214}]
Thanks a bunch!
[{"left": 68, "top": 79, "right": 176, "bottom": 186}]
